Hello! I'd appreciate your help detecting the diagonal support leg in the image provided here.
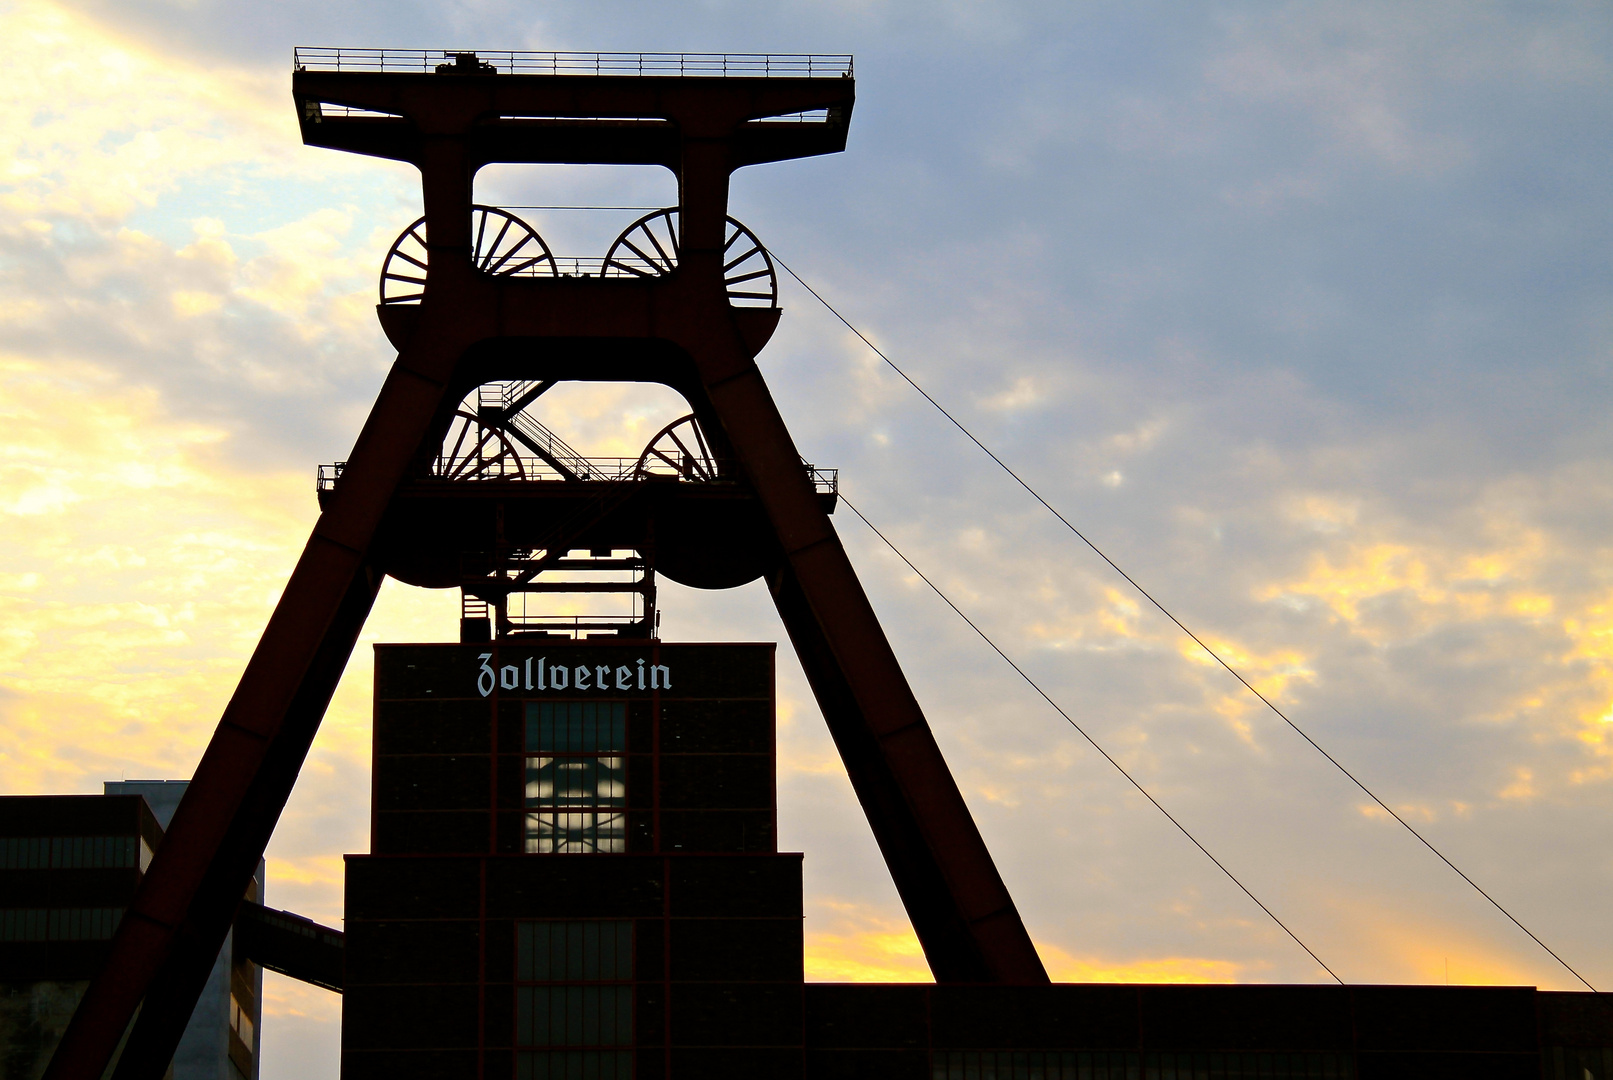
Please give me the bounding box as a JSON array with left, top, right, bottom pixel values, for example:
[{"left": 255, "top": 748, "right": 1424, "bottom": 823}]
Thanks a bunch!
[
  {"left": 699, "top": 351, "right": 1049, "bottom": 984},
  {"left": 43, "top": 342, "right": 462, "bottom": 1080},
  {"left": 110, "top": 559, "right": 382, "bottom": 1080}
]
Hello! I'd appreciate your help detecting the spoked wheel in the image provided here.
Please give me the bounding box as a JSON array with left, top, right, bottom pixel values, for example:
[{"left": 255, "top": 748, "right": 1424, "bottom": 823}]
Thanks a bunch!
[
  {"left": 603, "top": 209, "right": 778, "bottom": 308},
  {"left": 380, "top": 206, "right": 556, "bottom": 304},
  {"left": 434, "top": 410, "right": 527, "bottom": 481},
  {"left": 635, "top": 415, "right": 718, "bottom": 481}
]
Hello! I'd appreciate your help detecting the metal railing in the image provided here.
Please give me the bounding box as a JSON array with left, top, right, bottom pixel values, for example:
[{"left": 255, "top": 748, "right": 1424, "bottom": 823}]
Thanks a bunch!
[
  {"left": 502, "top": 614, "right": 652, "bottom": 639},
  {"left": 306, "top": 105, "right": 401, "bottom": 119},
  {"left": 318, "top": 460, "right": 838, "bottom": 493},
  {"left": 294, "top": 48, "right": 852, "bottom": 79},
  {"left": 307, "top": 104, "right": 826, "bottom": 124},
  {"left": 482, "top": 381, "right": 612, "bottom": 481},
  {"left": 754, "top": 109, "right": 831, "bottom": 124},
  {"left": 547, "top": 257, "right": 650, "bottom": 279}
]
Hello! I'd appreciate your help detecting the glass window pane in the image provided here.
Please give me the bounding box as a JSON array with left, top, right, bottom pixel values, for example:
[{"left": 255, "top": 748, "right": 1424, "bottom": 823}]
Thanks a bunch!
[
  {"left": 524, "top": 811, "right": 626, "bottom": 854},
  {"left": 515, "top": 922, "right": 634, "bottom": 1055},
  {"left": 526, "top": 702, "right": 626, "bottom": 753},
  {"left": 526, "top": 756, "right": 626, "bottom": 808}
]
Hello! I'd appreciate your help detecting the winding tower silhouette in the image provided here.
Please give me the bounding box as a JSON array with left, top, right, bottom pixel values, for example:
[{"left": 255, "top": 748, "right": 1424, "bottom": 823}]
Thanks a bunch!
[{"left": 46, "top": 48, "right": 1047, "bottom": 1080}]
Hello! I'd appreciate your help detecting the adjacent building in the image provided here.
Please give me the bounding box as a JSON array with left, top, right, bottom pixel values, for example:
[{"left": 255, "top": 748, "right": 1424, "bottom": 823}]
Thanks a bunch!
[{"left": 0, "top": 784, "right": 263, "bottom": 1080}]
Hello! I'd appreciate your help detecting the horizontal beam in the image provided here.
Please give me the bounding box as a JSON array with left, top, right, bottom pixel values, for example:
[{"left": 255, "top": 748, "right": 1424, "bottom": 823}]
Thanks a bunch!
[{"left": 234, "top": 902, "right": 344, "bottom": 993}]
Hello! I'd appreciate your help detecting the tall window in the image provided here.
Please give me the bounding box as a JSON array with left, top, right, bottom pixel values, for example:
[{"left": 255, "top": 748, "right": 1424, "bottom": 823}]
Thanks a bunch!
[
  {"left": 516, "top": 921, "right": 634, "bottom": 1080},
  {"left": 525, "top": 702, "right": 627, "bottom": 854}
]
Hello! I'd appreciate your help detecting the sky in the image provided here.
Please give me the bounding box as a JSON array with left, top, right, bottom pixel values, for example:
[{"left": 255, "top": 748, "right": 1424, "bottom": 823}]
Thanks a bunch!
[{"left": 2, "top": 0, "right": 1612, "bottom": 1076}]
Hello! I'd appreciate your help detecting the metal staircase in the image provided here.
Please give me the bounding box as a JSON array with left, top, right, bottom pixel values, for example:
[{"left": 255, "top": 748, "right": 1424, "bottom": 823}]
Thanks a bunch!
[{"left": 476, "top": 381, "right": 608, "bottom": 481}]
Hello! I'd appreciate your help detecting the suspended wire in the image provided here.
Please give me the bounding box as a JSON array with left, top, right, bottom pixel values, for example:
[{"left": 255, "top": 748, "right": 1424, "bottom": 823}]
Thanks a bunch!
[
  {"left": 498, "top": 205, "right": 662, "bottom": 211},
  {"left": 775, "top": 255, "right": 1599, "bottom": 994},
  {"left": 838, "top": 491, "right": 1343, "bottom": 985}
]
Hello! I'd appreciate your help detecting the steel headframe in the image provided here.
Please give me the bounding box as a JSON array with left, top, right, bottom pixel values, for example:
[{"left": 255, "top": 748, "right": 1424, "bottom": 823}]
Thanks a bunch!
[{"left": 46, "top": 49, "right": 1046, "bottom": 1080}]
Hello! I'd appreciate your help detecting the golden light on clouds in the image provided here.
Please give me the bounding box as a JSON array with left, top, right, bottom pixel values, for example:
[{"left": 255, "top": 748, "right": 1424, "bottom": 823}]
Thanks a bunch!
[
  {"left": 0, "top": 348, "right": 455, "bottom": 793},
  {"left": 803, "top": 901, "right": 933, "bottom": 982},
  {"left": 1562, "top": 593, "right": 1613, "bottom": 758},
  {"left": 0, "top": 355, "right": 302, "bottom": 790},
  {"left": 1260, "top": 528, "right": 1550, "bottom": 632},
  {"left": 804, "top": 906, "right": 1254, "bottom": 985},
  {"left": 1038, "top": 944, "right": 1245, "bottom": 985},
  {"left": 0, "top": 2, "right": 290, "bottom": 223}
]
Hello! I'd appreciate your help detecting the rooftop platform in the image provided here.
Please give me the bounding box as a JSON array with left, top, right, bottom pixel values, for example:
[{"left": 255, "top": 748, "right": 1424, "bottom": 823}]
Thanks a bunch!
[
  {"left": 291, "top": 47, "right": 856, "bottom": 170},
  {"left": 293, "top": 48, "right": 852, "bottom": 79}
]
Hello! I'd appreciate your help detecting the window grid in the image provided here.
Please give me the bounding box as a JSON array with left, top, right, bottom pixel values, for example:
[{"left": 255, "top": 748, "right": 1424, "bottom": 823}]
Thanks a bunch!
[
  {"left": 519, "top": 921, "right": 634, "bottom": 981},
  {"left": 527, "top": 702, "right": 627, "bottom": 753},
  {"left": 516, "top": 920, "right": 635, "bottom": 1080},
  {"left": 524, "top": 810, "right": 625, "bottom": 855},
  {"left": 524, "top": 703, "right": 628, "bottom": 855},
  {"left": 0, "top": 907, "right": 125, "bottom": 941},
  {"left": 931, "top": 1052, "right": 1356, "bottom": 1080},
  {"left": 0, "top": 836, "right": 146, "bottom": 870},
  {"left": 515, "top": 1050, "right": 633, "bottom": 1080}
]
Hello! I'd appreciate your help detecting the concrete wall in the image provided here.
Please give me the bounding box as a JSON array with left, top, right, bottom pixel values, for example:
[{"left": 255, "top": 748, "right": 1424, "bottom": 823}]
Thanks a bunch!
[{"left": 104, "top": 783, "right": 262, "bottom": 1080}]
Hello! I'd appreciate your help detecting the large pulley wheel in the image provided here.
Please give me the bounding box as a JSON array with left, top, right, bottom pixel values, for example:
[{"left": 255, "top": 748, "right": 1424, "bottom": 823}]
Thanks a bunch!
[
  {"left": 434, "top": 410, "right": 526, "bottom": 481},
  {"left": 635, "top": 415, "right": 718, "bottom": 481},
  {"left": 603, "top": 209, "right": 778, "bottom": 308},
  {"left": 380, "top": 206, "right": 556, "bottom": 304}
]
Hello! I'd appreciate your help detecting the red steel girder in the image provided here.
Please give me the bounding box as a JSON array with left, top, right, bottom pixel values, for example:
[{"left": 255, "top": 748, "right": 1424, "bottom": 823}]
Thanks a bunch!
[{"left": 47, "top": 61, "right": 1044, "bottom": 1080}]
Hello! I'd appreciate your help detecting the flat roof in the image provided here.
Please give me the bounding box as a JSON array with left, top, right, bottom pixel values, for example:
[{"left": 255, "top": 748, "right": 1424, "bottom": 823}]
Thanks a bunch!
[{"left": 293, "top": 48, "right": 853, "bottom": 79}]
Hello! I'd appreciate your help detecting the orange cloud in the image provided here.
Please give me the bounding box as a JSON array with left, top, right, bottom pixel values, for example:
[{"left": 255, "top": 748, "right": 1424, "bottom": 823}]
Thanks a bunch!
[
  {"left": 804, "top": 901, "right": 933, "bottom": 982},
  {"left": 1038, "top": 942, "right": 1247, "bottom": 984}
]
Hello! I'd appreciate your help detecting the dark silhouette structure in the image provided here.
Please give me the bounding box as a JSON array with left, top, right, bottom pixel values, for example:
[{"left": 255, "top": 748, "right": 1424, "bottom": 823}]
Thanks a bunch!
[
  {"left": 348, "top": 640, "right": 798, "bottom": 1078},
  {"left": 40, "top": 48, "right": 1613, "bottom": 1080},
  {"left": 45, "top": 48, "right": 1045, "bottom": 1080}
]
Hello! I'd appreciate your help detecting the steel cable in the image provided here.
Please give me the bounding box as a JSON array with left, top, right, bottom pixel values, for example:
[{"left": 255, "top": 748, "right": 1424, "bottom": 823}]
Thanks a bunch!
[
  {"left": 838, "top": 490, "right": 1344, "bottom": 983},
  {"left": 775, "top": 255, "right": 1597, "bottom": 993}
]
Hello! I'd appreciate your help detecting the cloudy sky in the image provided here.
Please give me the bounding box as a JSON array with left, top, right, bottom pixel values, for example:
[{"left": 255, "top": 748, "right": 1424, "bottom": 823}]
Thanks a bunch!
[{"left": 3, "top": 0, "right": 1613, "bottom": 1076}]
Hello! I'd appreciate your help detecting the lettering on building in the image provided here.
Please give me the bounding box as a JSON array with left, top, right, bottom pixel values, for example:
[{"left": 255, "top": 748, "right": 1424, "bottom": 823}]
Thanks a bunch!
[{"left": 477, "top": 654, "right": 671, "bottom": 697}]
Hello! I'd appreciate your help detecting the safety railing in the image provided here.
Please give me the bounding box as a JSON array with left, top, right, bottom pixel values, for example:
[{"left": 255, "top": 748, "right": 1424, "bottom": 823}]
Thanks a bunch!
[
  {"left": 305, "top": 105, "right": 401, "bottom": 120},
  {"left": 502, "top": 614, "right": 653, "bottom": 640},
  {"left": 318, "top": 460, "right": 838, "bottom": 494},
  {"left": 751, "top": 109, "right": 832, "bottom": 124},
  {"left": 549, "top": 257, "right": 646, "bottom": 279},
  {"left": 307, "top": 104, "right": 827, "bottom": 124},
  {"left": 294, "top": 48, "right": 852, "bottom": 79}
]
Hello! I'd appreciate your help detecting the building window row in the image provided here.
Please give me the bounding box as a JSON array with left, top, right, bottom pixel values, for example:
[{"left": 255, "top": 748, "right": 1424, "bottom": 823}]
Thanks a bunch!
[
  {"left": 527, "top": 701, "right": 628, "bottom": 753},
  {"left": 0, "top": 835, "right": 152, "bottom": 871},
  {"left": 0, "top": 907, "right": 125, "bottom": 941},
  {"left": 518, "top": 920, "right": 634, "bottom": 981},
  {"left": 931, "top": 1050, "right": 1356, "bottom": 1079},
  {"left": 516, "top": 920, "right": 634, "bottom": 1080},
  {"left": 515, "top": 1049, "right": 633, "bottom": 1080},
  {"left": 517, "top": 986, "right": 633, "bottom": 1049}
]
